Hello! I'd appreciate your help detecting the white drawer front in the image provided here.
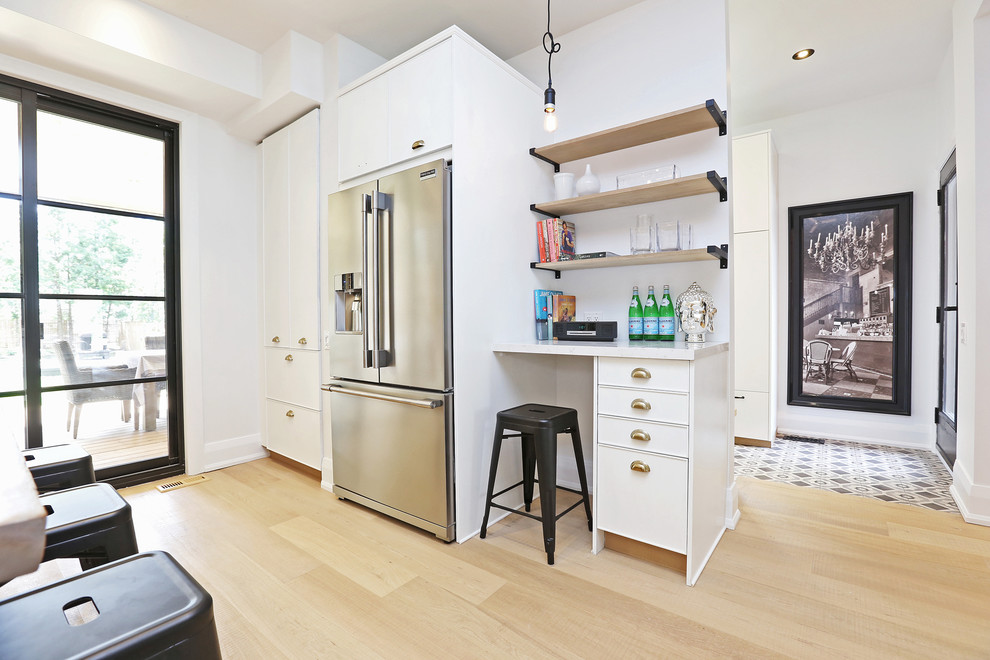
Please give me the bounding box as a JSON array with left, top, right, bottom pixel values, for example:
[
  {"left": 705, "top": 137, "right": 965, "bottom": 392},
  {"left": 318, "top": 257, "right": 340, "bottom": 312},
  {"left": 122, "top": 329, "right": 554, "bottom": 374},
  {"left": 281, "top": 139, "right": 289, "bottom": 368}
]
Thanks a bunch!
[
  {"left": 597, "top": 415, "right": 688, "bottom": 458},
  {"left": 598, "top": 357, "right": 689, "bottom": 392},
  {"left": 597, "top": 386, "right": 689, "bottom": 425},
  {"left": 734, "top": 390, "right": 770, "bottom": 442},
  {"left": 266, "top": 399, "right": 322, "bottom": 470},
  {"left": 596, "top": 445, "right": 687, "bottom": 553},
  {"left": 265, "top": 348, "right": 320, "bottom": 409}
]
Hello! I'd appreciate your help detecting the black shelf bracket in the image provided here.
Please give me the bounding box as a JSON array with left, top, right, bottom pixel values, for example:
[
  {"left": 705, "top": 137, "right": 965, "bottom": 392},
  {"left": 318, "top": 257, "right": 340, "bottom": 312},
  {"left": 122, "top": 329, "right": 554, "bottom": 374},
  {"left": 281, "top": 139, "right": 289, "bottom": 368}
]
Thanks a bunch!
[
  {"left": 530, "top": 262, "right": 561, "bottom": 279},
  {"left": 705, "top": 99, "right": 727, "bottom": 136},
  {"left": 529, "top": 147, "right": 560, "bottom": 173},
  {"left": 529, "top": 203, "right": 557, "bottom": 219},
  {"left": 707, "top": 244, "right": 729, "bottom": 269},
  {"left": 707, "top": 171, "right": 728, "bottom": 202}
]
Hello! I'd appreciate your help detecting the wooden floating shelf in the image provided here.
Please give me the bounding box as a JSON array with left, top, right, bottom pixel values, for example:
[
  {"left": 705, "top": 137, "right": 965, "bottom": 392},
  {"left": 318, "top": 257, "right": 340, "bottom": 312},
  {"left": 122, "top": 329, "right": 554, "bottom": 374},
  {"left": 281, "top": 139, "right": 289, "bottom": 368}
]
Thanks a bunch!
[
  {"left": 530, "top": 100, "right": 726, "bottom": 169},
  {"left": 531, "top": 245, "right": 728, "bottom": 278},
  {"left": 531, "top": 171, "right": 727, "bottom": 217}
]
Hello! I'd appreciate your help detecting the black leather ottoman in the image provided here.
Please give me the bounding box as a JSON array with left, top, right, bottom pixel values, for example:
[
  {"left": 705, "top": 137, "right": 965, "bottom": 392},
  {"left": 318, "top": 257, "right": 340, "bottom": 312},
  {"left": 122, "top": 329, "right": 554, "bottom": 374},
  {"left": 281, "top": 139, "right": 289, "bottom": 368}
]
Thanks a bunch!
[
  {"left": 41, "top": 482, "right": 138, "bottom": 568},
  {"left": 0, "top": 550, "right": 221, "bottom": 659},
  {"left": 22, "top": 444, "right": 95, "bottom": 493}
]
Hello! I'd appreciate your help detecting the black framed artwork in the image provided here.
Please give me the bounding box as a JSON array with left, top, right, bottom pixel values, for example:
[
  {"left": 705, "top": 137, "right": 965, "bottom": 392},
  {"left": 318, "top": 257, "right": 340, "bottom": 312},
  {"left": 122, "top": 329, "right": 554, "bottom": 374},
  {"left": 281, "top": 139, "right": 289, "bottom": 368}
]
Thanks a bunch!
[{"left": 787, "top": 192, "right": 913, "bottom": 415}]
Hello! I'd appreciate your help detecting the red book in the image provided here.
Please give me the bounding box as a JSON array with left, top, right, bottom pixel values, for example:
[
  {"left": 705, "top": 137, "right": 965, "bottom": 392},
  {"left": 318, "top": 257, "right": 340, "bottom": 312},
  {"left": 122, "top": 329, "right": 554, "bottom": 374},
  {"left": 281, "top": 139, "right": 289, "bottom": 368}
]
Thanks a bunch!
[{"left": 536, "top": 220, "right": 548, "bottom": 262}]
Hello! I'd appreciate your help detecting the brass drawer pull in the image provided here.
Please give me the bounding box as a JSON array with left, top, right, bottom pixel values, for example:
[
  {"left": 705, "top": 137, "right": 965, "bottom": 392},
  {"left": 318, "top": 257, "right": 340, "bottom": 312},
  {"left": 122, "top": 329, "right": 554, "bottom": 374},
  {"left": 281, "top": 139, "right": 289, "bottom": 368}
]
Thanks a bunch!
[
  {"left": 630, "top": 429, "right": 651, "bottom": 442},
  {"left": 285, "top": 354, "right": 294, "bottom": 362},
  {"left": 631, "top": 367, "right": 651, "bottom": 379},
  {"left": 631, "top": 398, "right": 651, "bottom": 411},
  {"left": 272, "top": 336, "right": 280, "bottom": 343},
  {"left": 298, "top": 337, "right": 308, "bottom": 345},
  {"left": 286, "top": 410, "right": 295, "bottom": 418},
  {"left": 630, "top": 460, "right": 651, "bottom": 473},
  {"left": 411, "top": 139, "right": 425, "bottom": 150}
]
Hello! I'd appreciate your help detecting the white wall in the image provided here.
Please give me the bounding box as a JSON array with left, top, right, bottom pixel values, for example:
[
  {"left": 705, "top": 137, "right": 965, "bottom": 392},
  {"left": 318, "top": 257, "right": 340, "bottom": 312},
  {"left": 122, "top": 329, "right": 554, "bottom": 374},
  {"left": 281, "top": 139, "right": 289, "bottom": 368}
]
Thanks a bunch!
[
  {"left": 0, "top": 52, "right": 265, "bottom": 474},
  {"left": 738, "top": 84, "right": 941, "bottom": 449}
]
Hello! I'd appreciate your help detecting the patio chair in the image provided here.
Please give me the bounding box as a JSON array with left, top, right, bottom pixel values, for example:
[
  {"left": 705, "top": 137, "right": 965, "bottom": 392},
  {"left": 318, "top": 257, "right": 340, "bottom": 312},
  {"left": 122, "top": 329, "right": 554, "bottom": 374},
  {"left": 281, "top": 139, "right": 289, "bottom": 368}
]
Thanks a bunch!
[
  {"left": 830, "top": 341, "right": 859, "bottom": 382},
  {"left": 804, "top": 340, "right": 833, "bottom": 383},
  {"left": 53, "top": 341, "right": 136, "bottom": 439}
]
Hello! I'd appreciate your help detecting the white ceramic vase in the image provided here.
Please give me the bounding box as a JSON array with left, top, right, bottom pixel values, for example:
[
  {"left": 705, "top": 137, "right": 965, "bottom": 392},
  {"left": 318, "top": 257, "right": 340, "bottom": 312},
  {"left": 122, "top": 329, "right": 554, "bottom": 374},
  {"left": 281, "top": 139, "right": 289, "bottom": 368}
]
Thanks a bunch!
[{"left": 575, "top": 163, "right": 600, "bottom": 196}]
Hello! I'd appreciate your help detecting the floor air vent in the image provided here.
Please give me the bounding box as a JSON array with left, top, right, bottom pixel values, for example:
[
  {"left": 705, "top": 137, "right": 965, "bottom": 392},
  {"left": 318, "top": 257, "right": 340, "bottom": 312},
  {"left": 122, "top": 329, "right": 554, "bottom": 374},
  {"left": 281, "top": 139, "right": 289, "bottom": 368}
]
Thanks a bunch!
[{"left": 156, "top": 475, "right": 209, "bottom": 493}]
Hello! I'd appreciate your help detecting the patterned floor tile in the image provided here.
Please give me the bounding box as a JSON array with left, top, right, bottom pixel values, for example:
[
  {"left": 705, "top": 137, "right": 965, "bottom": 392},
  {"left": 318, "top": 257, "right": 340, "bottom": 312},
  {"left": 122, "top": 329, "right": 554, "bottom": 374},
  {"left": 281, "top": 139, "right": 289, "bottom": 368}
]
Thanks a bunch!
[{"left": 734, "top": 437, "right": 958, "bottom": 514}]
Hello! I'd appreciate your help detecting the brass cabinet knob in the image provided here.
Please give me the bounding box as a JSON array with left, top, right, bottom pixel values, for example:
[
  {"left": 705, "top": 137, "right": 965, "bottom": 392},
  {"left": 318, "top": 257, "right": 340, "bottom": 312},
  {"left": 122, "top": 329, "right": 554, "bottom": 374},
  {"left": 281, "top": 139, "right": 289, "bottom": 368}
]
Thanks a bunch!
[
  {"left": 286, "top": 410, "right": 295, "bottom": 418},
  {"left": 285, "top": 354, "right": 294, "bottom": 362},
  {"left": 630, "top": 429, "right": 651, "bottom": 442},
  {"left": 631, "top": 398, "right": 651, "bottom": 411},
  {"left": 411, "top": 139, "right": 425, "bottom": 150},
  {"left": 298, "top": 337, "right": 307, "bottom": 345},
  {"left": 631, "top": 367, "right": 651, "bottom": 379},
  {"left": 272, "top": 336, "right": 280, "bottom": 343},
  {"left": 630, "top": 460, "right": 651, "bottom": 473}
]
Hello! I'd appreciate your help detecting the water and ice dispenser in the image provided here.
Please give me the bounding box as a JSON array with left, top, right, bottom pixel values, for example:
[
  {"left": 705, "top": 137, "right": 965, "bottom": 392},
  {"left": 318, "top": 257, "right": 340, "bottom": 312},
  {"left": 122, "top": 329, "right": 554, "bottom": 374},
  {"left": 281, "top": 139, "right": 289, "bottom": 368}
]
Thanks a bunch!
[{"left": 334, "top": 273, "right": 363, "bottom": 333}]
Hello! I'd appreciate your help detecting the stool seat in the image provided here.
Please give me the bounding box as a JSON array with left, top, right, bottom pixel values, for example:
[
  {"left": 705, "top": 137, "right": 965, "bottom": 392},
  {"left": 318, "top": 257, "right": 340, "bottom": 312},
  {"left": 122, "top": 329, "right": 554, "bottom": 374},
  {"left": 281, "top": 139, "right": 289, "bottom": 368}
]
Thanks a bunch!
[
  {"left": 22, "top": 444, "right": 95, "bottom": 493},
  {"left": 41, "top": 482, "right": 138, "bottom": 568},
  {"left": 0, "top": 550, "right": 221, "bottom": 660},
  {"left": 481, "top": 403, "right": 592, "bottom": 565}
]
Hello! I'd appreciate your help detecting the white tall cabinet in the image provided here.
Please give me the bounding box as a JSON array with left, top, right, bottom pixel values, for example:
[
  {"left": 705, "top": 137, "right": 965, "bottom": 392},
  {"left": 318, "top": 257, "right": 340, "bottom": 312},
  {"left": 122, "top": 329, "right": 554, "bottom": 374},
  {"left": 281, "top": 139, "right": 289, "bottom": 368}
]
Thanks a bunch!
[
  {"left": 261, "top": 109, "right": 322, "bottom": 469},
  {"left": 732, "top": 130, "right": 778, "bottom": 445}
]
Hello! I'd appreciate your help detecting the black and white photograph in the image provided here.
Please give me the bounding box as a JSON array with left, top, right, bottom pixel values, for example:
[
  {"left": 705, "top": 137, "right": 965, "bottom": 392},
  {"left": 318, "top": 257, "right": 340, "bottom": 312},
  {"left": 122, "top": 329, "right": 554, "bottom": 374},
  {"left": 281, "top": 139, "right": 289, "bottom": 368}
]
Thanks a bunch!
[{"left": 787, "top": 193, "right": 913, "bottom": 415}]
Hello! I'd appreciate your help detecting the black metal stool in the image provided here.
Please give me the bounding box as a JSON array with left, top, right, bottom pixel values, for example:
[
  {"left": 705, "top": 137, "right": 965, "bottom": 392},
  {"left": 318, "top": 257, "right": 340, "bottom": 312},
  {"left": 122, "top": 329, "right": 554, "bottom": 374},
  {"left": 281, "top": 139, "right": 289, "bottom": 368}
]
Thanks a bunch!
[
  {"left": 40, "top": 482, "right": 139, "bottom": 569},
  {"left": 0, "top": 550, "right": 221, "bottom": 659},
  {"left": 22, "top": 444, "right": 95, "bottom": 493},
  {"left": 480, "top": 403, "right": 592, "bottom": 564}
]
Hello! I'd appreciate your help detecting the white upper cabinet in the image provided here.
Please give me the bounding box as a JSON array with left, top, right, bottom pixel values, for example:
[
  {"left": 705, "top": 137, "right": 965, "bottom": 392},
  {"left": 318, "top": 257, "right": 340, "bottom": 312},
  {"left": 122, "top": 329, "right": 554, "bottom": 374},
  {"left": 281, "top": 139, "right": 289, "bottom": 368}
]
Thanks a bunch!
[
  {"left": 338, "top": 76, "right": 388, "bottom": 181},
  {"left": 338, "top": 38, "right": 453, "bottom": 182},
  {"left": 732, "top": 131, "right": 772, "bottom": 234},
  {"left": 263, "top": 109, "right": 320, "bottom": 349},
  {"left": 387, "top": 39, "right": 452, "bottom": 165}
]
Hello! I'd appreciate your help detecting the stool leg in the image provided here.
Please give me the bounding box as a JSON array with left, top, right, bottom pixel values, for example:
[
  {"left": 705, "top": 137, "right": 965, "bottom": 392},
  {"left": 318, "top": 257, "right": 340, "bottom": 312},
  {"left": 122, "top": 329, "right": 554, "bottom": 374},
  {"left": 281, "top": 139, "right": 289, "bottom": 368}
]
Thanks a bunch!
[
  {"left": 534, "top": 430, "right": 557, "bottom": 565},
  {"left": 480, "top": 421, "right": 505, "bottom": 539},
  {"left": 570, "top": 426, "right": 593, "bottom": 531},
  {"left": 521, "top": 434, "right": 536, "bottom": 513}
]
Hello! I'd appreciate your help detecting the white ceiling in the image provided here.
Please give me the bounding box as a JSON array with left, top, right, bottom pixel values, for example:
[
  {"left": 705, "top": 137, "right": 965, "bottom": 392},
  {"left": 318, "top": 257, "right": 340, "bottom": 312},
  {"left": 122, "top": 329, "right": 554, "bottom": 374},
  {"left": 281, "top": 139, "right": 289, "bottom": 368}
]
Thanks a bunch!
[
  {"left": 137, "top": 0, "right": 646, "bottom": 61},
  {"left": 136, "top": 0, "right": 956, "bottom": 127},
  {"left": 728, "top": 0, "right": 955, "bottom": 127}
]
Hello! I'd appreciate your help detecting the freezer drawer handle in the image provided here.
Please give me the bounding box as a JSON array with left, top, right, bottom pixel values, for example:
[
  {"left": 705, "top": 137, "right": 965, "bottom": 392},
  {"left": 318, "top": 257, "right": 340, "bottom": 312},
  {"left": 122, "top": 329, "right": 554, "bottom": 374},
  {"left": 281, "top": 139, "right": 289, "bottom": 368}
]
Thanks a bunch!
[{"left": 323, "top": 385, "right": 443, "bottom": 409}]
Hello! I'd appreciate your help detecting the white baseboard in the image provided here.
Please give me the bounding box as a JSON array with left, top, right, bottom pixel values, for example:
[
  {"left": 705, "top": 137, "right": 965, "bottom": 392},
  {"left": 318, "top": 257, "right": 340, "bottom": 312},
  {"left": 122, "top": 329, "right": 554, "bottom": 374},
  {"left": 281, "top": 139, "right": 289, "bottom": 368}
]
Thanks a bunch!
[
  {"left": 775, "top": 423, "right": 931, "bottom": 450},
  {"left": 320, "top": 456, "right": 333, "bottom": 492},
  {"left": 199, "top": 434, "right": 267, "bottom": 473},
  {"left": 951, "top": 461, "right": 990, "bottom": 526},
  {"left": 725, "top": 479, "right": 740, "bottom": 529}
]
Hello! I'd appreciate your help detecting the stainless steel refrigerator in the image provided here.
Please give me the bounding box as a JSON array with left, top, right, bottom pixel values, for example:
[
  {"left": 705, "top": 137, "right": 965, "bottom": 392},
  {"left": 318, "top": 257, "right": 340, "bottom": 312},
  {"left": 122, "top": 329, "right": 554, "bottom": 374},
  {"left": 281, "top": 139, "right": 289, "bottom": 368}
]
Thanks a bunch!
[{"left": 324, "top": 159, "right": 454, "bottom": 541}]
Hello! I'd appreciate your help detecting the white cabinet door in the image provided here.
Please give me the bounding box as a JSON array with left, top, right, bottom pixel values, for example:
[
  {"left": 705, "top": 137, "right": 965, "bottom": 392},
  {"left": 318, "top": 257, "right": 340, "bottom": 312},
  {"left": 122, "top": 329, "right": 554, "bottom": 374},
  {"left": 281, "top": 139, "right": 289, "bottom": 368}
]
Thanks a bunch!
[
  {"left": 732, "top": 132, "right": 771, "bottom": 234},
  {"left": 265, "top": 348, "right": 321, "bottom": 410},
  {"left": 733, "top": 230, "right": 770, "bottom": 392},
  {"left": 288, "top": 110, "right": 320, "bottom": 349},
  {"left": 266, "top": 399, "right": 321, "bottom": 470},
  {"left": 262, "top": 127, "right": 290, "bottom": 347},
  {"left": 387, "top": 39, "right": 452, "bottom": 165},
  {"left": 734, "top": 390, "right": 770, "bottom": 442},
  {"left": 338, "top": 75, "right": 388, "bottom": 181}
]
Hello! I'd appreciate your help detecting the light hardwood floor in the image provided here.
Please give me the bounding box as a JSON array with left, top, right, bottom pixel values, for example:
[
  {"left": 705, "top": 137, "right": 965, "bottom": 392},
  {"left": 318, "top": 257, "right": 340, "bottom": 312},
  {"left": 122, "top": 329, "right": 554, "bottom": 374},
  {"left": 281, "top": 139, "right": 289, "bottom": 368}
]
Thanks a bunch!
[{"left": 6, "top": 457, "right": 990, "bottom": 658}]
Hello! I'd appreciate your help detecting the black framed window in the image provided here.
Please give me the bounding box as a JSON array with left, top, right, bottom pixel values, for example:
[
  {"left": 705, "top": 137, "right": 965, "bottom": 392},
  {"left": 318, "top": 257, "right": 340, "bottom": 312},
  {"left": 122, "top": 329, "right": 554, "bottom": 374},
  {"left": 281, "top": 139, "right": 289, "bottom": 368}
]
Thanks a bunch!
[{"left": 0, "top": 74, "right": 183, "bottom": 487}]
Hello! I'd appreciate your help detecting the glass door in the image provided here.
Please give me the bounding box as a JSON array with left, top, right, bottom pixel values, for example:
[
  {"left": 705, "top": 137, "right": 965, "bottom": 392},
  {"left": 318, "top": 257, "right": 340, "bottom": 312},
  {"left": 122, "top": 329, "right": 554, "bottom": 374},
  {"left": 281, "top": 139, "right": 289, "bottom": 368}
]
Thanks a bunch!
[
  {"left": 936, "top": 150, "right": 957, "bottom": 467},
  {"left": 0, "top": 76, "right": 182, "bottom": 486}
]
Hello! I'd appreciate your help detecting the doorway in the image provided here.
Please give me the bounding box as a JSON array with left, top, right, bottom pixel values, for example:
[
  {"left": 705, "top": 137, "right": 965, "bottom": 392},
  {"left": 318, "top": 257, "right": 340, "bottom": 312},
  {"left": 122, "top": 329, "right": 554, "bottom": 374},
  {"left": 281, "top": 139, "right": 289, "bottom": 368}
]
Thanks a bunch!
[
  {"left": 0, "top": 75, "right": 183, "bottom": 486},
  {"left": 936, "top": 150, "right": 958, "bottom": 467}
]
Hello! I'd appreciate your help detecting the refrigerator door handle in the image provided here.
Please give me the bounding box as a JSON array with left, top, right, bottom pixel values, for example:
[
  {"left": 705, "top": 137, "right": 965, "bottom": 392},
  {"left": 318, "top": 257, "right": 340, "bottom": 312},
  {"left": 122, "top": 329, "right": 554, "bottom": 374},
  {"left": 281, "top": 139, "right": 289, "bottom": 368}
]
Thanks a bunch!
[
  {"left": 360, "top": 193, "right": 374, "bottom": 369},
  {"left": 322, "top": 384, "right": 444, "bottom": 409},
  {"left": 375, "top": 191, "right": 392, "bottom": 368}
]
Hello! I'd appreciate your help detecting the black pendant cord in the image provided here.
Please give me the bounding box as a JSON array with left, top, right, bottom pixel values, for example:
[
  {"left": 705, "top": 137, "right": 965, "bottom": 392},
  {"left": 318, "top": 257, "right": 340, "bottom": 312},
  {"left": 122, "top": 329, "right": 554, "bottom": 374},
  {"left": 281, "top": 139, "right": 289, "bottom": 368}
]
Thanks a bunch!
[{"left": 543, "top": 0, "right": 560, "bottom": 89}]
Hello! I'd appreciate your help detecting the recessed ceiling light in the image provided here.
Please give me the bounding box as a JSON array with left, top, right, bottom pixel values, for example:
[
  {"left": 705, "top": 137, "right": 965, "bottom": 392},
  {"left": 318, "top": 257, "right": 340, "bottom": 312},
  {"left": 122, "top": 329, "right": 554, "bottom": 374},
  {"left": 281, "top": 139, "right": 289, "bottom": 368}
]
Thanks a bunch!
[{"left": 792, "top": 48, "right": 815, "bottom": 61}]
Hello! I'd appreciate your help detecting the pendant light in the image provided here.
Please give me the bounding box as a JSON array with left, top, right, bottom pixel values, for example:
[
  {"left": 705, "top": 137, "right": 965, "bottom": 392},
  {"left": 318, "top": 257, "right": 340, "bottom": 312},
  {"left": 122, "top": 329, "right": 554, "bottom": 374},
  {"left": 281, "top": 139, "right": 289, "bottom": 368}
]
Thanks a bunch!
[{"left": 542, "top": 0, "right": 560, "bottom": 132}]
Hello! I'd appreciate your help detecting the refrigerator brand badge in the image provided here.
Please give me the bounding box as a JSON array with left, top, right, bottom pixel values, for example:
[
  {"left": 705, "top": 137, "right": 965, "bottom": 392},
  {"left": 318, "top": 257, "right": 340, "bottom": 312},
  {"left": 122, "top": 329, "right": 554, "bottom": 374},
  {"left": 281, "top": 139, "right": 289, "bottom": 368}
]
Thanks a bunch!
[{"left": 419, "top": 168, "right": 437, "bottom": 181}]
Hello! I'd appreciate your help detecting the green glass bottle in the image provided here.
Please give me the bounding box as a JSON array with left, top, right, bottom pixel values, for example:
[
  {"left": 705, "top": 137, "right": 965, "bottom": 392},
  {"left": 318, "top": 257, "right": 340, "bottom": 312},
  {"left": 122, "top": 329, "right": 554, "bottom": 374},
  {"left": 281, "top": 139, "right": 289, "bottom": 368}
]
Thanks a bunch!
[
  {"left": 643, "top": 285, "right": 660, "bottom": 341},
  {"left": 659, "top": 284, "right": 676, "bottom": 341},
  {"left": 628, "top": 286, "right": 644, "bottom": 340}
]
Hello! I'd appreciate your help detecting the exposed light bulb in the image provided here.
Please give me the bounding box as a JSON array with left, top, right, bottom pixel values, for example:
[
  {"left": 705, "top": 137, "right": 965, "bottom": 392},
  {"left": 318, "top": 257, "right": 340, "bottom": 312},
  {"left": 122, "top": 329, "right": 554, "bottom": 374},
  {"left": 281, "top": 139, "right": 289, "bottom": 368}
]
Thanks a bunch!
[{"left": 543, "top": 109, "right": 558, "bottom": 133}]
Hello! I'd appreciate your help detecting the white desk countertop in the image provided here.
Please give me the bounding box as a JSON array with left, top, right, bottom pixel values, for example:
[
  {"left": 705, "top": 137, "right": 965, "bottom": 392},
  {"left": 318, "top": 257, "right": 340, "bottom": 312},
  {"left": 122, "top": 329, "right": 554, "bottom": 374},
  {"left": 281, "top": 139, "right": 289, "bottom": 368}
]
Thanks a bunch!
[{"left": 493, "top": 339, "right": 728, "bottom": 360}]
